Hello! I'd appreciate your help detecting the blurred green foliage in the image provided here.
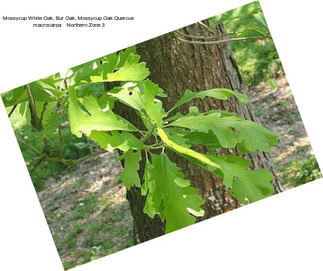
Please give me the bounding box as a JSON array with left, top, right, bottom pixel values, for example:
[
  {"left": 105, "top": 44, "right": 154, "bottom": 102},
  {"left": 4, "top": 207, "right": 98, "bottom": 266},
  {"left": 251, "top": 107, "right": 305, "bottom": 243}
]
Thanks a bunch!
[
  {"left": 209, "top": 1, "right": 284, "bottom": 87},
  {"left": 231, "top": 38, "right": 282, "bottom": 87},
  {"left": 7, "top": 103, "right": 92, "bottom": 191},
  {"left": 281, "top": 157, "right": 322, "bottom": 187}
]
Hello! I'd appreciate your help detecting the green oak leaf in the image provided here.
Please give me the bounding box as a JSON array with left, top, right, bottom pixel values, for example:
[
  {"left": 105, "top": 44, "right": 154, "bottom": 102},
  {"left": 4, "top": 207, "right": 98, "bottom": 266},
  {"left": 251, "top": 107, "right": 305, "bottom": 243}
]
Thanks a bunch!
[
  {"left": 89, "top": 130, "right": 145, "bottom": 152},
  {"left": 120, "top": 150, "right": 142, "bottom": 189},
  {"left": 100, "top": 52, "right": 120, "bottom": 76},
  {"left": 1, "top": 86, "right": 25, "bottom": 107},
  {"left": 184, "top": 131, "right": 221, "bottom": 149},
  {"left": 2, "top": 81, "right": 58, "bottom": 107},
  {"left": 71, "top": 48, "right": 142, "bottom": 85},
  {"left": 18, "top": 101, "right": 28, "bottom": 116},
  {"left": 106, "top": 53, "right": 150, "bottom": 82},
  {"left": 157, "top": 128, "right": 220, "bottom": 169},
  {"left": 71, "top": 60, "right": 100, "bottom": 86},
  {"left": 229, "top": 169, "right": 274, "bottom": 204},
  {"left": 42, "top": 103, "right": 59, "bottom": 137},
  {"left": 141, "top": 159, "right": 152, "bottom": 196},
  {"left": 117, "top": 46, "right": 136, "bottom": 68},
  {"left": 163, "top": 127, "right": 192, "bottom": 148},
  {"left": 68, "top": 88, "right": 136, "bottom": 138},
  {"left": 165, "top": 106, "right": 237, "bottom": 122},
  {"left": 108, "top": 80, "right": 165, "bottom": 127},
  {"left": 72, "top": 54, "right": 119, "bottom": 85},
  {"left": 168, "top": 88, "right": 248, "bottom": 113},
  {"left": 207, "top": 155, "right": 274, "bottom": 201},
  {"left": 177, "top": 153, "right": 274, "bottom": 204},
  {"left": 108, "top": 82, "right": 144, "bottom": 112},
  {"left": 144, "top": 152, "right": 205, "bottom": 233},
  {"left": 169, "top": 112, "right": 278, "bottom": 153}
]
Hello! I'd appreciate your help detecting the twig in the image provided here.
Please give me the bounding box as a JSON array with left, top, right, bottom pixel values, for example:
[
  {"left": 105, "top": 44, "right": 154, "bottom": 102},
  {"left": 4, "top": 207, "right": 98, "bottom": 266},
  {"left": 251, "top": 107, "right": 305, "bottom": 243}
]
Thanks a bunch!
[
  {"left": 26, "top": 155, "right": 46, "bottom": 166},
  {"left": 45, "top": 149, "right": 106, "bottom": 166},
  {"left": 176, "top": 30, "right": 235, "bottom": 40},
  {"left": 198, "top": 21, "right": 217, "bottom": 35},
  {"left": 72, "top": 150, "right": 106, "bottom": 163},
  {"left": 141, "top": 128, "right": 154, "bottom": 143},
  {"left": 177, "top": 35, "right": 270, "bottom": 45},
  {"left": 24, "top": 147, "right": 106, "bottom": 177}
]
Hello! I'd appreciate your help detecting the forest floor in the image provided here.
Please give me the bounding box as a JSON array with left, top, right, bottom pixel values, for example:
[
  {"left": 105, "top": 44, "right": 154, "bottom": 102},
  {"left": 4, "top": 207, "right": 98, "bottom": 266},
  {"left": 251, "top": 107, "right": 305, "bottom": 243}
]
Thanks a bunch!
[
  {"left": 248, "top": 76, "right": 318, "bottom": 188},
  {"left": 37, "top": 152, "right": 135, "bottom": 270},
  {"left": 36, "top": 76, "right": 320, "bottom": 270}
]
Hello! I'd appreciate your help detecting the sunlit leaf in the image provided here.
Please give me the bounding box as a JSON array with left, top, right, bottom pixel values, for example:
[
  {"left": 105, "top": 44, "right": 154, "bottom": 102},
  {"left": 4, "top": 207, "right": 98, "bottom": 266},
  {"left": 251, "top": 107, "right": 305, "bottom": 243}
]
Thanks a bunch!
[
  {"left": 89, "top": 130, "right": 145, "bottom": 152},
  {"left": 144, "top": 152, "right": 205, "bottom": 233},
  {"left": 168, "top": 88, "right": 248, "bottom": 113},
  {"left": 68, "top": 88, "right": 136, "bottom": 138}
]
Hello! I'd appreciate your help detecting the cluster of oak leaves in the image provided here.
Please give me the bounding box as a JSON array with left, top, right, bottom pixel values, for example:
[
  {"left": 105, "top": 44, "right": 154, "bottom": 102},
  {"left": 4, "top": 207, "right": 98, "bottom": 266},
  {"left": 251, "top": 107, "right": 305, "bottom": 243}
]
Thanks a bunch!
[{"left": 2, "top": 47, "right": 278, "bottom": 233}]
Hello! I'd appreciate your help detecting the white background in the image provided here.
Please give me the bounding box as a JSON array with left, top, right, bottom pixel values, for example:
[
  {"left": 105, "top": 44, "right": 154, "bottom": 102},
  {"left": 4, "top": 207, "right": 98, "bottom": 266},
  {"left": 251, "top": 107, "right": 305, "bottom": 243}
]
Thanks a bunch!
[{"left": 0, "top": 0, "right": 322, "bottom": 270}]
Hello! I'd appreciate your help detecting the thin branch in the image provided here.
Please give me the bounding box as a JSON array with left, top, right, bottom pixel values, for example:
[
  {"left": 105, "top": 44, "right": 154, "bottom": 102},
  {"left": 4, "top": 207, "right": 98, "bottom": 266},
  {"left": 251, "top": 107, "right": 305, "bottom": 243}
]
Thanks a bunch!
[
  {"left": 176, "top": 30, "right": 235, "bottom": 40},
  {"left": 26, "top": 155, "right": 46, "bottom": 166},
  {"left": 198, "top": 21, "right": 217, "bottom": 35},
  {"left": 25, "top": 84, "right": 36, "bottom": 110},
  {"left": 24, "top": 147, "right": 106, "bottom": 176},
  {"left": 70, "top": 150, "right": 106, "bottom": 164},
  {"left": 45, "top": 149, "right": 106, "bottom": 166},
  {"left": 25, "top": 84, "right": 41, "bottom": 131},
  {"left": 57, "top": 100, "right": 63, "bottom": 158},
  {"left": 64, "top": 78, "right": 68, "bottom": 90},
  {"left": 29, "top": 155, "right": 46, "bottom": 175},
  {"left": 177, "top": 35, "right": 270, "bottom": 45},
  {"left": 8, "top": 104, "right": 18, "bottom": 118},
  {"left": 39, "top": 102, "right": 48, "bottom": 124},
  {"left": 141, "top": 127, "right": 154, "bottom": 143},
  {"left": 17, "top": 139, "right": 42, "bottom": 156}
]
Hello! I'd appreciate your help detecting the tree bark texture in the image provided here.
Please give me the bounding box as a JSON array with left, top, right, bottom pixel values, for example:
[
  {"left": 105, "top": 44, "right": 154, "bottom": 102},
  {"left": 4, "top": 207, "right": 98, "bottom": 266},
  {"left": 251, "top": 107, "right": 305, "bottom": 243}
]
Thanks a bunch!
[{"left": 113, "top": 22, "right": 283, "bottom": 242}]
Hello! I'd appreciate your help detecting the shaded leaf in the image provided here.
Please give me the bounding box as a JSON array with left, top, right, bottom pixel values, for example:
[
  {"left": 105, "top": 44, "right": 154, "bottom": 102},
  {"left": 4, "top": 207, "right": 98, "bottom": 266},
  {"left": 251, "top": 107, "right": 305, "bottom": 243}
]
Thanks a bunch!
[
  {"left": 169, "top": 113, "right": 278, "bottom": 153},
  {"left": 176, "top": 153, "right": 274, "bottom": 204},
  {"left": 42, "top": 103, "right": 59, "bottom": 137}
]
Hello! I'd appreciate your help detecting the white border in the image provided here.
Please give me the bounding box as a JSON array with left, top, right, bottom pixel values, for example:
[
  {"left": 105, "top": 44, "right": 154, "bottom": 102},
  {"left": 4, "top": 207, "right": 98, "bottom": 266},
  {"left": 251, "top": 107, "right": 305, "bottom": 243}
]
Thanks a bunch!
[{"left": 0, "top": 1, "right": 322, "bottom": 270}]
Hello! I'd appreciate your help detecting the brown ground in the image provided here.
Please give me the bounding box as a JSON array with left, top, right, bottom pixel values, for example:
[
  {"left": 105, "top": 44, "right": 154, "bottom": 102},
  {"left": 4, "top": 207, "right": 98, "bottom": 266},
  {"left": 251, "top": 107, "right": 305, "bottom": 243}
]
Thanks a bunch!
[{"left": 249, "top": 77, "right": 316, "bottom": 186}]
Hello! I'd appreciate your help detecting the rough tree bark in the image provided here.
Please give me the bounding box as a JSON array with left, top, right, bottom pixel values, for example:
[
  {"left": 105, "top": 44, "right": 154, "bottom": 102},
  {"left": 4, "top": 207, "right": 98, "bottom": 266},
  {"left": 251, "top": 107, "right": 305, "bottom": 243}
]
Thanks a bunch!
[{"left": 113, "top": 22, "right": 283, "bottom": 243}]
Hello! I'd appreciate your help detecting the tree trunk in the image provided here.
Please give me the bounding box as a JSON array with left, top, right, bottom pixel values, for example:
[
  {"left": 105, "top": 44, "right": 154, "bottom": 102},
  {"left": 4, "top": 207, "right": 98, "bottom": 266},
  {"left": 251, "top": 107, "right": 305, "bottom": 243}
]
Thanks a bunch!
[{"left": 114, "top": 22, "right": 283, "bottom": 242}]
